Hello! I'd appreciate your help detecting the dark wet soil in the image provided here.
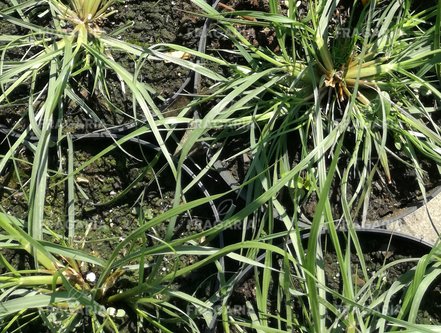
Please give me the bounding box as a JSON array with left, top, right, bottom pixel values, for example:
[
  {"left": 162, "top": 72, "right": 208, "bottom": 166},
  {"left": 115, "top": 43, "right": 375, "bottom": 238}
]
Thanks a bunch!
[
  {"left": 0, "top": 0, "right": 210, "bottom": 235},
  {"left": 109, "top": 0, "right": 202, "bottom": 98},
  {"left": 0, "top": 139, "right": 201, "bottom": 258},
  {"left": 301, "top": 150, "right": 441, "bottom": 224}
]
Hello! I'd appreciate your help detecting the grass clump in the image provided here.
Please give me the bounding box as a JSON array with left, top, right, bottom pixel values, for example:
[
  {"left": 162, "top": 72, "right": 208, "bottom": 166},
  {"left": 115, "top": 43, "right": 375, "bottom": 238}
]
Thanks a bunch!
[
  {"left": 149, "top": 0, "right": 441, "bottom": 331},
  {"left": 0, "top": 1, "right": 197, "bottom": 330},
  {"left": 160, "top": 0, "right": 441, "bottom": 224},
  {"left": 1, "top": 0, "right": 441, "bottom": 332},
  {"left": 0, "top": 0, "right": 177, "bottom": 254}
]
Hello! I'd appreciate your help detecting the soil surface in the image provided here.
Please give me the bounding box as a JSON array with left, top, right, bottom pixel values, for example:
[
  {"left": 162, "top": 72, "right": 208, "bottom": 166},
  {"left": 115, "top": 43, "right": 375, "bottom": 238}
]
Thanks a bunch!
[
  {"left": 0, "top": 0, "right": 213, "bottom": 255},
  {"left": 0, "top": 137, "right": 215, "bottom": 264}
]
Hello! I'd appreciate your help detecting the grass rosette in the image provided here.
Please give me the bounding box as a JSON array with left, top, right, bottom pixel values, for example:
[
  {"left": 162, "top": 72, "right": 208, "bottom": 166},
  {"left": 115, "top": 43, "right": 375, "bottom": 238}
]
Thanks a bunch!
[
  {"left": 0, "top": 0, "right": 179, "bottom": 255},
  {"left": 0, "top": 0, "right": 200, "bottom": 330},
  {"left": 146, "top": 0, "right": 441, "bottom": 331},
  {"left": 0, "top": 196, "right": 230, "bottom": 332},
  {"left": 158, "top": 0, "right": 441, "bottom": 225}
]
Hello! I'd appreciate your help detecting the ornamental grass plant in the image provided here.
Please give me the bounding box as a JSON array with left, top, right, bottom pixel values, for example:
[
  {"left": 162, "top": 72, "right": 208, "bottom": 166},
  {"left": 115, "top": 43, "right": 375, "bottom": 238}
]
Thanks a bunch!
[
  {"left": 1, "top": 0, "right": 441, "bottom": 331},
  {"left": 0, "top": 0, "right": 220, "bottom": 330},
  {"left": 160, "top": 0, "right": 441, "bottom": 224},
  {"left": 150, "top": 0, "right": 441, "bottom": 331}
]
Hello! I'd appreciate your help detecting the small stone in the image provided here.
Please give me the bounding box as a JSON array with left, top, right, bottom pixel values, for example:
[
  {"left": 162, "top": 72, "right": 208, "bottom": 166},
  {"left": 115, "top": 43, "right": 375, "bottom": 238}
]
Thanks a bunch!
[
  {"left": 76, "top": 177, "right": 89, "bottom": 184},
  {"left": 85, "top": 272, "right": 96, "bottom": 283},
  {"left": 107, "top": 307, "right": 125, "bottom": 317}
]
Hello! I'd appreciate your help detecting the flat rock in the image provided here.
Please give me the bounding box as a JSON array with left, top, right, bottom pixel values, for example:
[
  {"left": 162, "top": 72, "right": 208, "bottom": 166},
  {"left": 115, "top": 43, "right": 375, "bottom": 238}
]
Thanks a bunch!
[{"left": 386, "top": 189, "right": 441, "bottom": 245}]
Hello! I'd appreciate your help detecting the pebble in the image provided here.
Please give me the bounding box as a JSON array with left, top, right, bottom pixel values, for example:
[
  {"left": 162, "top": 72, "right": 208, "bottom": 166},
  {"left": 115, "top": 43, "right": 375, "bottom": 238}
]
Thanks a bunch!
[{"left": 85, "top": 272, "right": 96, "bottom": 283}]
